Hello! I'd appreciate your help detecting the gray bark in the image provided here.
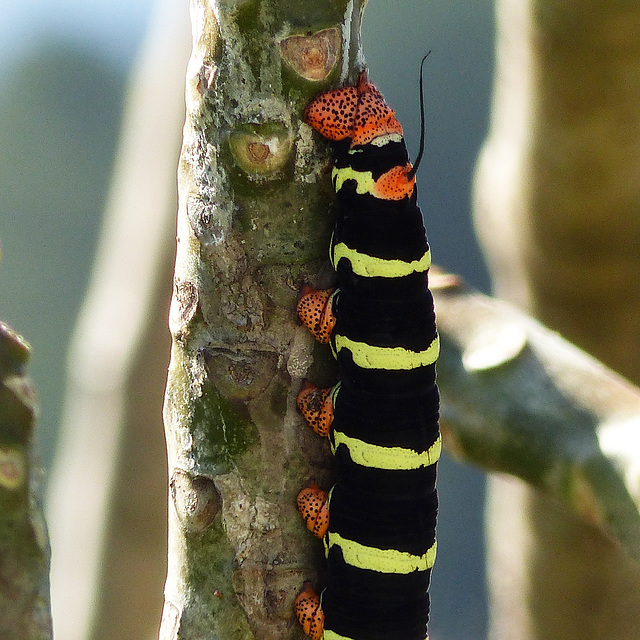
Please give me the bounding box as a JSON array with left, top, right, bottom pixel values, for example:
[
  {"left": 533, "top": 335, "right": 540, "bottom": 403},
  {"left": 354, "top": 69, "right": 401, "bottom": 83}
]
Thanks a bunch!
[{"left": 161, "top": 1, "right": 361, "bottom": 637}]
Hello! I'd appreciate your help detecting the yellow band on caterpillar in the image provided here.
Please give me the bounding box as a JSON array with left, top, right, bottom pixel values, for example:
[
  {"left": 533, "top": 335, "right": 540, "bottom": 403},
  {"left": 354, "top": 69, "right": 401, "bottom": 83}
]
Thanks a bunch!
[
  {"left": 331, "top": 431, "right": 442, "bottom": 470},
  {"left": 323, "top": 631, "right": 356, "bottom": 640},
  {"left": 324, "top": 632, "right": 429, "bottom": 640},
  {"left": 332, "top": 241, "right": 431, "bottom": 278},
  {"left": 334, "top": 334, "right": 440, "bottom": 370},
  {"left": 327, "top": 532, "right": 437, "bottom": 574},
  {"left": 333, "top": 166, "right": 376, "bottom": 196}
]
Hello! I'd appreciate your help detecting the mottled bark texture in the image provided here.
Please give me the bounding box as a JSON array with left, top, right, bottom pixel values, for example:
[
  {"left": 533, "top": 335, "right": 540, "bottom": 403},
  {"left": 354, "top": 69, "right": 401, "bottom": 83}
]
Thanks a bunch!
[
  {"left": 474, "top": 1, "right": 640, "bottom": 638},
  {"left": 161, "top": 1, "right": 363, "bottom": 638},
  {"left": 0, "top": 322, "right": 52, "bottom": 640}
]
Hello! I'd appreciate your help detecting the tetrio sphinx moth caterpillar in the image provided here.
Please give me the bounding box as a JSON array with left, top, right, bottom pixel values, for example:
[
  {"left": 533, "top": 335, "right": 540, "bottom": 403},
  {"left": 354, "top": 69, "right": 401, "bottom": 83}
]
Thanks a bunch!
[{"left": 293, "top": 57, "right": 440, "bottom": 640}]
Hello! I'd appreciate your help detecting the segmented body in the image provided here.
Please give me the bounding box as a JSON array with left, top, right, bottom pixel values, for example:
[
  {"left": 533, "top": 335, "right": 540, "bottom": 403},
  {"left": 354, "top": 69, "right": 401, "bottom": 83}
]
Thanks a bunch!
[{"left": 295, "top": 73, "right": 440, "bottom": 640}]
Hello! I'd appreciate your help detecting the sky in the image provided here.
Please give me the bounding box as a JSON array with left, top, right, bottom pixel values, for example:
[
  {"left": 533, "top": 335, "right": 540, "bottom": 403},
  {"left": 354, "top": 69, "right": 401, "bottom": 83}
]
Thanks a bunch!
[{"left": 0, "top": 0, "right": 155, "bottom": 75}]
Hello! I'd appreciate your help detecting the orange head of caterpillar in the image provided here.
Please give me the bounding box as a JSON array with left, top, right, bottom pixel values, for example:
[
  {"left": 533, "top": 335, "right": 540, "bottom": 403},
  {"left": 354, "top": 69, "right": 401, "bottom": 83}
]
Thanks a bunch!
[
  {"left": 296, "top": 480, "right": 329, "bottom": 539},
  {"left": 304, "top": 70, "right": 403, "bottom": 147},
  {"left": 297, "top": 286, "right": 336, "bottom": 344},
  {"left": 297, "top": 381, "right": 335, "bottom": 437},
  {"left": 295, "top": 582, "right": 325, "bottom": 640}
]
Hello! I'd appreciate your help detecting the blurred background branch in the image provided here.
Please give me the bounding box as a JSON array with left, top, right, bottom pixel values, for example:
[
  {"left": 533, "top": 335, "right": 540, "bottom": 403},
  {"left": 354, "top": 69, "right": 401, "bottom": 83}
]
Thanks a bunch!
[
  {"left": 432, "top": 276, "right": 640, "bottom": 560},
  {"left": 43, "top": 2, "right": 189, "bottom": 639},
  {"left": 474, "top": 1, "right": 640, "bottom": 638}
]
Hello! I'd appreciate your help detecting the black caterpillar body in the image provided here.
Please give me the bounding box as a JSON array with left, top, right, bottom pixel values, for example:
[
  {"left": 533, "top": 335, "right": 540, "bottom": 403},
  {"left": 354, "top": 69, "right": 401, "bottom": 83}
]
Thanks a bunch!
[{"left": 294, "top": 70, "right": 440, "bottom": 640}]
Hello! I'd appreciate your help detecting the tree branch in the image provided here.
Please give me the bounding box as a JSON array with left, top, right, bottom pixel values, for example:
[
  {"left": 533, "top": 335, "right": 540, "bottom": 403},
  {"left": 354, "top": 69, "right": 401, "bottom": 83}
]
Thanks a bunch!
[
  {"left": 0, "top": 322, "right": 52, "bottom": 640},
  {"left": 431, "top": 273, "right": 640, "bottom": 561},
  {"left": 161, "top": 1, "right": 362, "bottom": 638}
]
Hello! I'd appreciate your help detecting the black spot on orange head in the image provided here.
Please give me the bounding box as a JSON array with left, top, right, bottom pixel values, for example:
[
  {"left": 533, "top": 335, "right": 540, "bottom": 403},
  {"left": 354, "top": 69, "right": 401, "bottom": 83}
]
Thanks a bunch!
[
  {"left": 351, "top": 75, "right": 404, "bottom": 146},
  {"left": 296, "top": 287, "right": 336, "bottom": 344},
  {"left": 372, "top": 163, "right": 415, "bottom": 200},
  {"left": 305, "top": 71, "right": 403, "bottom": 147},
  {"left": 297, "top": 482, "right": 330, "bottom": 539},
  {"left": 295, "top": 583, "right": 325, "bottom": 640},
  {"left": 297, "top": 382, "right": 334, "bottom": 437},
  {"left": 304, "top": 85, "right": 359, "bottom": 141}
]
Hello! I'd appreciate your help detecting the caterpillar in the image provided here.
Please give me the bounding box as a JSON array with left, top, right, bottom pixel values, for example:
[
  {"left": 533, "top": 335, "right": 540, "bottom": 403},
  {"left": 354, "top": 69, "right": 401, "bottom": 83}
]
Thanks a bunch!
[{"left": 294, "top": 58, "right": 440, "bottom": 640}]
